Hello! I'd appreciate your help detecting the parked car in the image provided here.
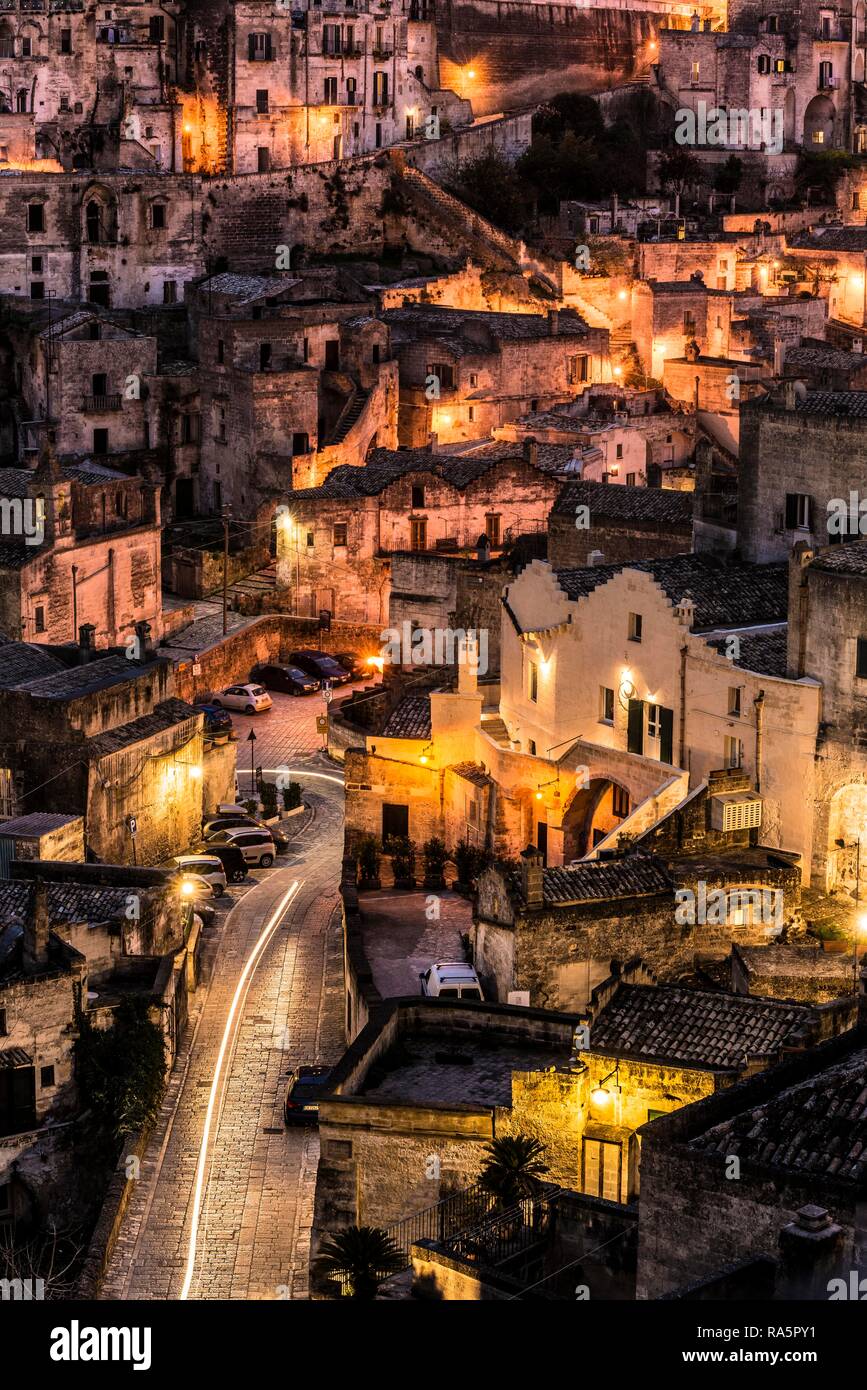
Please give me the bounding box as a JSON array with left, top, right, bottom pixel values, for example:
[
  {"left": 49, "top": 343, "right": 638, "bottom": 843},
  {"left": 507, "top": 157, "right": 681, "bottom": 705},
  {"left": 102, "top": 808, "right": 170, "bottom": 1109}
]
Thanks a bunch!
[
  {"left": 205, "top": 826, "right": 277, "bottom": 867},
  {"left": 288, "top": 650, "right": 352, "bottom": 686},
  {"left": 210, "top": 683, "right": 273, "bottom": 714},
  {"left": 172, "top": 854, "right": 227, "bottom": 897},
  {"left": 203, "top": 816, "right": 290, "bottom": 854},
  {"left": 419, "top": 961, "right": 484, "bottom": 1001},
  {"left": 193, "top": 842, "right": 247, "bottom": 883},
  {"left": 192, "top": 900, "right": 216, "bottom": 928},
  {"left": 283, "top": 1065, "right": 334, "bottom": 1125},
  {"left": 174, "top": 871, "right": 216, "bottom": 901},
  {"left": 195, "top": 703, "right": 234, "bottom": 736},
  {"left": 334, "top": 651, "right": 371, "bottom": 680},
  {"left": 249, "top": 662, "right": 320, "bottom": 696}
]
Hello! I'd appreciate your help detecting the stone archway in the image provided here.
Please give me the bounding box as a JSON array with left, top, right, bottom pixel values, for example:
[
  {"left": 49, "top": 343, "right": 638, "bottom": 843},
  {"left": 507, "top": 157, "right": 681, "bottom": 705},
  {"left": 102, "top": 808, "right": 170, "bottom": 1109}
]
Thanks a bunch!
[
  {"left": 560, "top": 776, "right": 631, "bottom": 862},
  {"left": 803, "top": 94, "right": 836, "bottom": 148}
]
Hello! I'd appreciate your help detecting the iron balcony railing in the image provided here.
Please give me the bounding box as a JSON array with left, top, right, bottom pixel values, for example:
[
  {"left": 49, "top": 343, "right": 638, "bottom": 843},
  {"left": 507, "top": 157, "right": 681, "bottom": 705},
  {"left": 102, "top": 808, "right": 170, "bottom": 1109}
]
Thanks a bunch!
[
  {"left": 383, "top": 1182, "right": 497, "bottom": 1267},
  {"left": 82, "top": 393, "right": 122, "bottom": 412}
]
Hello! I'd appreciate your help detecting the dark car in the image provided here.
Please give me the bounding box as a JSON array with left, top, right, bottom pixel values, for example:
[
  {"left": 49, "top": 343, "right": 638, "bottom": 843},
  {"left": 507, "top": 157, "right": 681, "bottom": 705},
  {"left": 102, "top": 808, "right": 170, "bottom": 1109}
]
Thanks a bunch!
[
  {"left": 288, "top": 649, "right": 352, "bottom": 686},
  {"left": 333, "top": 651, "right": 371, "bottom": 680},
  {"left": 194, "top": 842, "right": 248, "bottom": 883},
  {"left": 250, "top": 662, "right": 320, "bottom": 696},
  {"left": 196, "top": 703, "right": 234, "bottom": 735},
  {"left": 283, "top": 1065, "right": 334, "bottom": 1125}
]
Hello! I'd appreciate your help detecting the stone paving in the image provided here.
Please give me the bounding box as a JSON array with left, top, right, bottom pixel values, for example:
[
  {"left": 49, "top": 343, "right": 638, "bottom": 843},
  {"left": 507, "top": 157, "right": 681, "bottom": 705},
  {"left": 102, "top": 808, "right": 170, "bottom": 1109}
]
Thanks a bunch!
[
  {"left": 101, "top": 692, "right": 348, "bottom": 1301},
  {"left": 358, "top": 888, "right": 472, "bottom": 999}
]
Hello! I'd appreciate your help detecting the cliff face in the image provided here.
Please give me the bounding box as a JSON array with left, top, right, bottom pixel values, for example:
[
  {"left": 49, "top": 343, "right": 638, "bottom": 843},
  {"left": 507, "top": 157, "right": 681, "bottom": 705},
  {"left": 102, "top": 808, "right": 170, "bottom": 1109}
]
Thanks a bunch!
[{"left": 435, "top": 1, "right": 660, "bottom": 115}]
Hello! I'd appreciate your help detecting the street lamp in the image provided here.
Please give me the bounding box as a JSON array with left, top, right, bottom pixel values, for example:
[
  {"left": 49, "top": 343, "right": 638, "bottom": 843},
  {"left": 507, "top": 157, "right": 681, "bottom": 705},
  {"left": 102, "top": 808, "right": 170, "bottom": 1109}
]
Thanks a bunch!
[{"left": 591, "top": 1061, "right": 620, "bottom": 1107}]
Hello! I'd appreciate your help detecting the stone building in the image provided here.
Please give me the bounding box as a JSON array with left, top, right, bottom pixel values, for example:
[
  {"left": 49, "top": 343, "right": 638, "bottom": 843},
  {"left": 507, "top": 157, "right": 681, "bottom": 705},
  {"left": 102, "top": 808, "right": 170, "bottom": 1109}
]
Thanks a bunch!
[
  {"left": 632, "top": 279, "right": 738, "bottom": 381},
  {"left": 382, "top": 305, "right": 610, "bottom": 447},
  {"left": 279, "top": 443, "right": 564, "bottom": 623},
  {"left": 636, "top": 1026, "right": 867, "bottom": 1298},
  {"left": 786, "top": 225, "right": 867, "bottom": 328},
  {"left": 546, "top": 480, "right": 695, "bottom": 569}
]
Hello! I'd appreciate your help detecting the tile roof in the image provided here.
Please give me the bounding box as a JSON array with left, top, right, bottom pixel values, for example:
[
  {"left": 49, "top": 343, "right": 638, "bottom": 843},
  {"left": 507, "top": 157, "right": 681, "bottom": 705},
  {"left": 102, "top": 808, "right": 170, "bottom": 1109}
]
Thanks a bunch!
[
  {"left": 706, "top": 626, "right": 789, "bottom": 676},
  {"left": 199, "top": 272, "right": 302, "bottom": 304},
  {"left": 590, "top": 983, "right": 816, "bottom": 1069},
  {"left": 290, "top": 443, "right": 561, "bottom": 501},
  {"left": 381, "top": 694, "right": 432, "bottom": 739},
  {"left": 513, "top": 855, "right": 673, "bottom": 906},
  {"left": 0, "top": 813, "right": 79, "bottom": 837},
  {"left": 790, "top": 226, "right": 867, "bottom": 252},
  {"left": 808, "top": 539, "right": 867, "bottom": 578},
  {"left": 554, "top": 553, "right": 788, "bottom": 632},
  {"left": 0, "top": 642, "right": 65, "bottom": 688},
  {"left": 450, "top": 761, "right": 492, "bottom": 787},
  {"left": 689, "top": 1045, "right": 867, "bottom": 1181},
  {"left": 0, "top": 879, "right": 133, "bottom": 929},
  {"left": 14, "top": 654, "right": 165, "bottom": 700},
  {"left": 756, "top": 390, "right": 867, "bottom": 418},
  {"left": 85, "top": 698, "right": 200, "bottom": 760},
  {"left": 784, "top": 345, "right": 867, "bottom": 372},
  {"left": 551, "top": 480, "right": 694, "bottom": 526}
]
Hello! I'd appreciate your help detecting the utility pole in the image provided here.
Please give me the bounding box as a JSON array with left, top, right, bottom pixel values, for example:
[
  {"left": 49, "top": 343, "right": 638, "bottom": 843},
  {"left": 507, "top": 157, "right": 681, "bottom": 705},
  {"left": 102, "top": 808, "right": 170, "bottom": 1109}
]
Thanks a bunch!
[
  {"left": 247, "top": 728, "right": 257, "bottom": 800},
  {"left": 221, "top": 504, "right": 231, "bottom": 634}
]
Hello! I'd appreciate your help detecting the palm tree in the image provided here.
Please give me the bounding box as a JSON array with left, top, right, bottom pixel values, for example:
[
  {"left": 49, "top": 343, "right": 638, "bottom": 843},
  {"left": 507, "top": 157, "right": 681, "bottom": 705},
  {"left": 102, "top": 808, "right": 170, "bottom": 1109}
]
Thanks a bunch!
[
  {"left": 477, "top": 1135, "right": 549, "bottom": 1210},
  {"left": 315, "top": 1225, "right": 404, "bottom": 1300}
]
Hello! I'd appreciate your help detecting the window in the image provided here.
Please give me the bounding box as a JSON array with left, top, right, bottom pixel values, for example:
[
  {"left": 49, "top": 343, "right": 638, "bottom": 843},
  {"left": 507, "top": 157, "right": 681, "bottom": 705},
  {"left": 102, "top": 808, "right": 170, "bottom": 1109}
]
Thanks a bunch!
[
  {"left": 382, "top": 803, "right": 409, "bottom": 841},
  {"left": 27, "top": 203, "right": 44, "bottom": 233},
  {"left": 856, "top": 638, "right": 867, "bottom": 679},
  {"left": 40, "top": 1065, "right": 55, "bottom": 1089},
  {"left": 306, "top": 530, "right": 314, "bottom": 548},
  {"left": 256, "top": 89, "right": 269, "bottom": 114},
  {"left": 410, "top": 518, "right": 427, "bottom": 550},
  {"left": 599, "top": 685, "right": 614, "bottom": 724},
  {"left": 426, "top": 361, "right": 454, "bottom": 390},
  {"left": 91, "top": 372, "right": 107, "bottom": 396},
  {"left": 61, "top": 27, "right": 71, "bottom": 52},
  {"left": 626, "top": 472, "right": 636, "bottom": 486},
  {"left": 728, "top": 686, "right": 742, "bottom": 717},
  {"left": 347, "top": 76, "right": 357, "bottom": 105},
  {"left": 568, "top": 354, "right": 589, "bottom": 384},
  {"left": 612, "top": 785, "right": 629, "bottom": 818},
  {"left": 149, "top": 14, "right": 164, "bottom": 41},
  {"left": 324, "top": 76, "right": 337, "bottom": 103},
  {"left": 31, "top": 281, "right": 44, "bottom": 300},
  {"left": 150, "top": 201, "right": 167, "bottom": 230},
  {"left": 527, "top": 739, "right": 536, "bottom": 756},
  {"left": 257, "top": 147, "right": 270, "bottom": 172},
  {"left": 163, "top": 279, "right": 177, "bottom": 304},
  {"left": 92, "top": 428, "right": 109, "bottom": 455},
  {"left": 217, "top": 338, "right": 225, "bottom": 364},
  {"left": 375, "top": 121, "right": 382, "bottom": 148},
  {"left": 411, "top": 484, "right": 425, "bottom": 509},
  {"left": 690, "top": 60, "right": 700, "bottom": 82},
  {"left": 583, "top": 1137, "right": 621, "bottom": 1202},
  {"left": 34, "top": 605, "right": 45, "bottom": 633},
  {"left": 628, "top": 612, "right": 643, "bottom": 642},
  {"left": 21, "top": 36, "right": 32, "bottom": 57},
  {"left": 528, "top": 660, "right": 538, "bottom": 703},
  {"left": 31, "top": 255, "right": 42, "bottom": 273},
  {"left": 333, "top": 522, "right": 348, "bottom": 547},
  {"left": 813, "top": 130, "right": 825, "bottom": 145},
  {"left": 485, "top": 513, "right": 501, "bottom": 547},
  {"left": 757, "top": 54, "right": 771, "bottom": 74},
  {"left": 768, "top": 13, "right": 778, "bottom": 31},
  {"left": 89, "top": 321, "right": 100, "bottom": 340},
  {"left": 292, "top": 432, "right": 309, "bottom": 454},
  {"left": 248, "top": 32, "right": 273, "bottom": 61},
  {"left": 647, "top": 703, "right": 661, "bottom": 740},
  {"left": 373, "top": 71, "right": 389, "bottom": 105},
  {"left": 785, "top": 492, "right": 812, "bottom": 531},
  {"left": 468, "top": 406, "right": 475, "bottom": 423},
  {"left": 724, "top": 734, "right": 743, "bottom": 769},
  {"left": 323, "top": 22, "right": 341, "bottom": 53},
  {"left": 259, "top": 342, "right": 272, "bottom": 370},
  {"left": 683, "top": 310, "right": 696, "bottom": 334},
  {"left": 59, "top": 94, "right": 70, "bottom": 113}
]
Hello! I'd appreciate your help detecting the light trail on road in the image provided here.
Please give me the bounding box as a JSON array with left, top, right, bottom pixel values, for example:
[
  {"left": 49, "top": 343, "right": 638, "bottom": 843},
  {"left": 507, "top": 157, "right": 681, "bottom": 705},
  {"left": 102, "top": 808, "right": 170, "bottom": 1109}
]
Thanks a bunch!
[{"left": 178, "top": 766, "right": 344, "bottom": 1300}]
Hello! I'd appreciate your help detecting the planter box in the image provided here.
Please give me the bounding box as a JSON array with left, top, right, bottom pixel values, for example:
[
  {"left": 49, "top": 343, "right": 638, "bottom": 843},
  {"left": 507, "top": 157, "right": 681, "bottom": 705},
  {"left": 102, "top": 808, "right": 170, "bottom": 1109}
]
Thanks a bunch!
[
  {"left": 822, "top": 939, "right": 851, "bottom": 954},
  {"left": 359, "top": 876, "right": 382, "bottom": 891}
]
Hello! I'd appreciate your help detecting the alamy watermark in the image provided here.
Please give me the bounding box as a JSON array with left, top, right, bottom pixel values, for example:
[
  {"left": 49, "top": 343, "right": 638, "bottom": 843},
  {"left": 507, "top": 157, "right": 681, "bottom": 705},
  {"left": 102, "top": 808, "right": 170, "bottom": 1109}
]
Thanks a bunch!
[
  {"left": 675, "top": 102, "right": 783, "bottom": 155},
  {"left": 0, "top": 496, "right": 44, "bottom": 546},
  {"left": 675, "top": 883, "right": 783, "bottom": 927},
  {"left": 379, "top": 623, "right": 489, "bottom": 676}
]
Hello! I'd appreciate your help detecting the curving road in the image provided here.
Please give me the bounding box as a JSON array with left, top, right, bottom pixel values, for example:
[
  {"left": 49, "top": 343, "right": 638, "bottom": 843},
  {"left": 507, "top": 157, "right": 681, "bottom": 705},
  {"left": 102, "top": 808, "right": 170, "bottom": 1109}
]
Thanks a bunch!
[{"left": 100, "top": 759, "right": 347, "bottom": 1301}]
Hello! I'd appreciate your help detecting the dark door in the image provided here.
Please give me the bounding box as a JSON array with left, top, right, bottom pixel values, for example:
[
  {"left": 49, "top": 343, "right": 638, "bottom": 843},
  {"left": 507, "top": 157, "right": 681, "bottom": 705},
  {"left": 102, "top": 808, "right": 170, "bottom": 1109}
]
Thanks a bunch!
[
  {"left": 537, "top": 821, "right": 548, "bottom": 864},
  {"left": 659, "top": 706, "right": 674, "bottom": 765},
  {"left": 627, "top": 699, "right": 644, "bottom": 755},
  {"left": 0, "top": 1064, "right": 36, "bottom": 1137},
  {"left": 174, "top": 477, "right": 194, "bottom": 518},
  {"left": 325, "top": 339, "right": 340, "bottom": 370},
  {"left": 382, "top": 803, "right": 409, "bottom": 842}
]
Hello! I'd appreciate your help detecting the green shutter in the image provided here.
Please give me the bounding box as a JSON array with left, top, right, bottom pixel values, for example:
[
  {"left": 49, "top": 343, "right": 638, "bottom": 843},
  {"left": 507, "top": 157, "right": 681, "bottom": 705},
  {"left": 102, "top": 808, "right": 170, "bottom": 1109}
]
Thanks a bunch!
[
  {"left": 660, "top": 706, "right": 674, "bottom": 765},
  {"left": 627, "top": 699, "right": 644, "bottom": 754}
]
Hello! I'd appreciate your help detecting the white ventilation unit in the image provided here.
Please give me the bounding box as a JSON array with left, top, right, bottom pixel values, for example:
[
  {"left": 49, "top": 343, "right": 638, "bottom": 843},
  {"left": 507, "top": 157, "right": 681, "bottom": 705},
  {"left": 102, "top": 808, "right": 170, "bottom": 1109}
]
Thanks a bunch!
[{"left": 711, "top": 792, "right": 763, "bottom": 832}]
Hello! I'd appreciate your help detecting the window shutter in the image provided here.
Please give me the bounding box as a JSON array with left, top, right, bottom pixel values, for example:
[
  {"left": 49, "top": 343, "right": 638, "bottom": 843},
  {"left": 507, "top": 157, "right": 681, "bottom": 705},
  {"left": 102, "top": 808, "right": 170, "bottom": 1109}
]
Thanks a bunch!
[
  {"left": 784, "top": 493, "right": 798, "bottom": 528},
  {"left": 627, "top": 699, "right": 644, "bottom": 755},
  {"left": 248, "top": 33, "right": 256, "bottom": 60},
  {"left": 659, "top": 706, "right": 674, "bottom": 765},
  {"left": 264, "top": 33, "right": 272, "bottom": 59},
  {"left": 806, "top": 494, "right": 814, "bottom": 531}
]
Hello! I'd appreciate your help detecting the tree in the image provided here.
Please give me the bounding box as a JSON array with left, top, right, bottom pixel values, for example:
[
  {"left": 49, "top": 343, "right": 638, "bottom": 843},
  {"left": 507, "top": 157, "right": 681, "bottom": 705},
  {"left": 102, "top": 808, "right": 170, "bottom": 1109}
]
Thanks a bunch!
[
  {"left": 656, "top": 147, "right": 703, "bottom": 198},
  {"left": 75, "top": 997, "right": 166, "bottom": 1150},
  {"left": 442, "top": 149, "right": 529, "bottom": 233},
  {"left": 477, "top": 1135, "right": 549, "bottom": 1209},
  {"left": 795, "top": 149, "right": 861, "bottom": 202},
  {"left": 315, "top": 1226, "right": 404, "bottom": 1300}
]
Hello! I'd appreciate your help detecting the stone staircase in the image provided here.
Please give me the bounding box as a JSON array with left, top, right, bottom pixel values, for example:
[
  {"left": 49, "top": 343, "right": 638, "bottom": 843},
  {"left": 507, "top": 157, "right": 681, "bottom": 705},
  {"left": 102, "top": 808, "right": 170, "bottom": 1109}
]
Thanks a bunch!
[
  {"left": 326, "top": 384, "right": 371, "bottom": 446},
  {"left": 222, "top": 562, "right": 277, "bottom": 607},
  {"left": 399, "top": 163, "right": 525, "bottom": 273}
]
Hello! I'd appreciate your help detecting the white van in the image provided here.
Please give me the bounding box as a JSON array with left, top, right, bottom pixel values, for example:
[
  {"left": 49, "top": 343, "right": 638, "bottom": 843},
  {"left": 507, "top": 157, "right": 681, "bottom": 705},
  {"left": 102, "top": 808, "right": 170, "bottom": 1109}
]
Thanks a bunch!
[
  {"left": 419, "top": 961, "right": 484, "bottom": 1001},
  {"left": 173, "top": 854, "right": 227, "bottom": 897}
]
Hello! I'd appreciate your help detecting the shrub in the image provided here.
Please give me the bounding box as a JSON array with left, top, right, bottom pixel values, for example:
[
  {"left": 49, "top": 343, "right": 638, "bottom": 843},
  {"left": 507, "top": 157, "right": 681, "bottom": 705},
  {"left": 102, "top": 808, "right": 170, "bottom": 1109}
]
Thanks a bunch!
[{"left": 282, "top": 780, "right": 302, "bottom": 810}]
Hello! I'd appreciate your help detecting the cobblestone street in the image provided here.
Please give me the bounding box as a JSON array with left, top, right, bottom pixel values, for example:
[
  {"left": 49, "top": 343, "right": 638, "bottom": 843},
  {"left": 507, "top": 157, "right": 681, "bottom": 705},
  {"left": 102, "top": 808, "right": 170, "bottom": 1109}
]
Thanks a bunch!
[{"left": 101, "top": 687, "right": 351, "bottom": 1301}]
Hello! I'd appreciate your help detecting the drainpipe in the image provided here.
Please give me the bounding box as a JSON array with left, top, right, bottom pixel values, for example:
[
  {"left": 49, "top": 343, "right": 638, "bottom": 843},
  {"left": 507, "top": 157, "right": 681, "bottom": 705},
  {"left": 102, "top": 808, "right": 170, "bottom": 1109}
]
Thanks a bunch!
[
  {"left": 71, "top": 563, "right": 78, "bottom": 640},
  {"left": 678, "top": 642, "right": 688, "bottom": 768},
  {"left": 754, "top": 689, "right": 765, "bottom": 794}
]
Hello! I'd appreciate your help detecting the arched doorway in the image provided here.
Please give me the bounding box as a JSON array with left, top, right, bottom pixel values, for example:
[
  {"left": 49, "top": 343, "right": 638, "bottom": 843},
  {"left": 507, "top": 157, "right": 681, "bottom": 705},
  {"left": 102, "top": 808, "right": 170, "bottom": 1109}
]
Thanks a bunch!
[
  {"left": 783, "top": 88, "right": 796, "bottom": 144},
  {"left": 803, "top": 94, "right": 836, "bottom": 148},
  {"left": 826, "top": 783, "right": 867, "bottom": 893},
  {"left": 561, "top": 777, "right": 631, "bottom": 862}
]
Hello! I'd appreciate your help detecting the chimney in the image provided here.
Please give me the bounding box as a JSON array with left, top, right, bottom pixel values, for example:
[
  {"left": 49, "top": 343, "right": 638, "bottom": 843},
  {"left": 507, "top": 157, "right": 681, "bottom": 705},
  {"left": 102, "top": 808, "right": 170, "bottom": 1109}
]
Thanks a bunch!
[
  {"left": 588, "top": 549, "right": 605, "bottom": 566},
  {"left": 675, "top": 591, "right": 695, "bottom": 627},
  {"left": 134, "top": 619, "right": 154, "bottom": 660},
  {"left": 23, "top": 878, "right": 51, "bottom": 974},
  {"left": 457, "top": 632, "right": 480, "bottom": 696},
  {"left": 776, "top": 1206, "right": 846, "bottom": 1301},
  {"left": 78, "top": 623, "right": 96, "bottom": 663},
  {"left": 520, "top": 846, "right": 544, "bottom": 910},
  {"left": 427, "top": 431, "right": 439, "bottom": 454},
  {"left": 773, "top": 339, "right": 785, "bottom": 376},
  {"left": 523, "top": 436, "right": 539, "bottom": 467},
  {"left": 548, "top": 309, "right": 560, "bottom": 336}
]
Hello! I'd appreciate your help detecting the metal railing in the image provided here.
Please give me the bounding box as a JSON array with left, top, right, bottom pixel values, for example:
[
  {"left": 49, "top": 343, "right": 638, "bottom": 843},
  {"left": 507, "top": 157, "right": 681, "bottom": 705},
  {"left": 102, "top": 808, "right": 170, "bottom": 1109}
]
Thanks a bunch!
[
  {"left": 442, "top": 1185, "right": 560, "bottom": 1268},
  {"left": 82, "top": 393, "right": 122, "bottom": 412},
  {"left": 384, "top": 1182, "right": 497, "bottom": 1266}
]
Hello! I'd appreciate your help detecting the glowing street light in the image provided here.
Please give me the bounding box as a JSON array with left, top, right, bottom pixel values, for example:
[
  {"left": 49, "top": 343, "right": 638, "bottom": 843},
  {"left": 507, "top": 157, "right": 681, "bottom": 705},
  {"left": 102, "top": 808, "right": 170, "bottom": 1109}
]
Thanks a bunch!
[{"left": 591, "top": 1062, "right": 620, "bottom": 1107}]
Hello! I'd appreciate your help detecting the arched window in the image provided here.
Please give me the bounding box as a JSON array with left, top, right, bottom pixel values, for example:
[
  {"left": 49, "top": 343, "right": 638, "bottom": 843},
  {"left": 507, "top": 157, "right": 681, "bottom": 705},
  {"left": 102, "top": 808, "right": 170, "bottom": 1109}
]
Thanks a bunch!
[
  {"left": 16, "top": 89, "right": 28, "bottom": 113},
  {"left": 86, "top": 199, "right": 102, "bottom": 243}
]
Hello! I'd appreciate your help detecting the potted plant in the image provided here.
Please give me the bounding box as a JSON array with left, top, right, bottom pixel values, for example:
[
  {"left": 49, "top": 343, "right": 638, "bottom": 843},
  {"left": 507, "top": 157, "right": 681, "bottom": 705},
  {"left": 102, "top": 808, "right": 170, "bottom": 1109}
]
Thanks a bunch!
[
  {"left": 358, "top": 834, "right": 382, "bottom": 890},
  {"left": 453, "top": 839, "right": 479, "bottom": 895},
  {"left": 282, "top": 780, "right": 302, "bottom": 811},
  {"left": 314, "top": 1225, "right": 404, "bottom": 1301},
  {"left": 260, "top": 781, "right": 278, "bottom": 820},
  {"left": 387, "top": 836, "right": 416, "bottom": 890},
  {"left": 422, "top": 836, "right": 447, "bottom": 890},
  {"left": 243, "top": 798, "right": 259, "bottom": 816}
]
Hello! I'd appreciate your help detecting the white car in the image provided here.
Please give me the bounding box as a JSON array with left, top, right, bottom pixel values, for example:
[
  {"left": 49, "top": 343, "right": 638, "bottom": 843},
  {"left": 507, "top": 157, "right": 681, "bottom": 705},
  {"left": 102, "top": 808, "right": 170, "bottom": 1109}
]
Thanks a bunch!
[
  {"left": 206, "top": 826, "right": 276, "bottom": 868},
  {"left": 174, "top": 872, "right": 215, "bottom": 901},
  {"left": 211, "top": 683, "right": 273, "bottom": 714},
  {"left": 173, "top": 854, "right": 227, "bottom": 897},
  {"left": 419, "top": 961, "right": 484, "bottom": 1001}
]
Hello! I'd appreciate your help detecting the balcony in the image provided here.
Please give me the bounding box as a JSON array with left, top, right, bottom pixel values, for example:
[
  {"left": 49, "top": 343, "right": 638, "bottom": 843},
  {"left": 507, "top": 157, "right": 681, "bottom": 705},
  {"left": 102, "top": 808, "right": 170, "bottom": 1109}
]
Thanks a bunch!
[
  {"left": 373, "top": 47, "right": 393, "bottom": 59},
  {"left": 82, "top": 393, "right": 122, "bottom": 412}
]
